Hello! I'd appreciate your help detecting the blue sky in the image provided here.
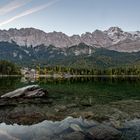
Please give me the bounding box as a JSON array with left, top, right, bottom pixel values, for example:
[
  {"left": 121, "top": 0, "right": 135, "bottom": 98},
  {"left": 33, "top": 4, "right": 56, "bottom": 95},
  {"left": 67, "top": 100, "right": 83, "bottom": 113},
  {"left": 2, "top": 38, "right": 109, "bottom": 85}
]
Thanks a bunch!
[{"left": 0, "top": 0, "right": 140, "bottom": 35}]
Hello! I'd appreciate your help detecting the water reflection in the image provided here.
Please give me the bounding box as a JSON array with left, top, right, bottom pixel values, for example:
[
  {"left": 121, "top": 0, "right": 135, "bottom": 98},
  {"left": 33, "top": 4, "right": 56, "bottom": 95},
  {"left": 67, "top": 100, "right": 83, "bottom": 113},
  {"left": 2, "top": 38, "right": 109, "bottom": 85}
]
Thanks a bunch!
[
  {"left": 0, "top": 117, "right": 139, "bottom": 140},
  {"left": 20, "top": 76, "right": 140, "bottom": 85},
  {"left": 0, "top": 77, "right": 21, "bottom": 95},
  {"left": 0, "top": 117, "right": 96, "bottom": 140},
  {"left": 0, "top": 76, "right": 140, "bottom": 125}
]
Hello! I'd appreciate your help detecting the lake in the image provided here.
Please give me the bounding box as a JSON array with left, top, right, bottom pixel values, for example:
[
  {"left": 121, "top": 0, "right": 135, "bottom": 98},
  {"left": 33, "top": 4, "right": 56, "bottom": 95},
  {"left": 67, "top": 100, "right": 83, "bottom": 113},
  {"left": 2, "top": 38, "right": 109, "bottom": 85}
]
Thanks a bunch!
[
  {"left": 0, "top": 76, "right": 140, "bottom": 140},
  {"left": 1, "top": 76, "right": 140, "bottom": 104}
]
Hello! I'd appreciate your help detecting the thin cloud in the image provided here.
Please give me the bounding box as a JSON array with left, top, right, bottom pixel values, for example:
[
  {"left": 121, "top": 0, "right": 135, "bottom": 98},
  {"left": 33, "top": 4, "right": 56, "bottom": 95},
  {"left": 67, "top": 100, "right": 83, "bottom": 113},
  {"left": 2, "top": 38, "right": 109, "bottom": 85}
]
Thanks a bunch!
[
  {"left": 0, "top": 0, "right": 60, "bottom": 27},
  {"left": 0, "top": 0, "right": 32, "bottom": 15}
]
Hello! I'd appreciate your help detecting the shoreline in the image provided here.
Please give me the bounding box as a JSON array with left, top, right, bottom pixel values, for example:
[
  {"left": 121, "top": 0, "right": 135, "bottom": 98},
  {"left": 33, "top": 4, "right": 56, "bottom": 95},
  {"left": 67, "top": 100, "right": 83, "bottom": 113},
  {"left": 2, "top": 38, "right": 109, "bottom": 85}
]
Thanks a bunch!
[
  {"left": 1, "top": 74, "right": 140, "bottom": 78},
  {"left": 8, "top": 74, "right": 140, "bottom": 78},
  {"left": 0, "top": 75, "right": 21, "bottom": 77}
]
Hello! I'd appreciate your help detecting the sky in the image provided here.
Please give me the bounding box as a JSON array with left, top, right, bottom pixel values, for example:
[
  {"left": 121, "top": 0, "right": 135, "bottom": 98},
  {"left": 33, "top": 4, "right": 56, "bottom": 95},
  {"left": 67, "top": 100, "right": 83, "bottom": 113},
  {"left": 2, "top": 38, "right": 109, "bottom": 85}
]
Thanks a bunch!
[{"left": 0, "top": 0, "right": 140, "bottom": 35}]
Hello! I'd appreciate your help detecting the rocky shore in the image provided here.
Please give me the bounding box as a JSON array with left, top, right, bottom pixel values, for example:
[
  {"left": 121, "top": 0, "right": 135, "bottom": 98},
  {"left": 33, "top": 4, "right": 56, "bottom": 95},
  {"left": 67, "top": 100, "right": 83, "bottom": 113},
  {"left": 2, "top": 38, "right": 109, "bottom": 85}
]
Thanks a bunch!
[{"left": 0, "top": 97, "right": 140, "bottom": 126}]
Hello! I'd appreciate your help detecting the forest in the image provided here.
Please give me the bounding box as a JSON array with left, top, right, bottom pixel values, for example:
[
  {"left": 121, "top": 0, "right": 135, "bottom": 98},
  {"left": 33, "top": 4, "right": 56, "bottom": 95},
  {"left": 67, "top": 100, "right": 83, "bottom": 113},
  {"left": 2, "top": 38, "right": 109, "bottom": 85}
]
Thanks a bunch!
[
  {"left": 1, "top": 60, "right": 140, "bottom": 76},
  {"left": 36, "top": 65, "right": 140, "bottom": 76},
  {"left": 0, "top": 60, "right": 21, "bottom": 75}
]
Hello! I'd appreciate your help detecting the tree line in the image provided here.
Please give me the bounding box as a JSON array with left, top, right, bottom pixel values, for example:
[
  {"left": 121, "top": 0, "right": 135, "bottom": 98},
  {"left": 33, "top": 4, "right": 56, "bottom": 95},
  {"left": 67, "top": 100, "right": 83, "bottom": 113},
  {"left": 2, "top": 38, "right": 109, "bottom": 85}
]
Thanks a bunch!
[
  {"left": 35, "top": 66, "right": 140, "bottom": 76},
  {"left": 1, "top": 60, "right": 140, "bottom": 76},
  {"left": 0, "top": 60, "right": 21, "bottom": 75}
]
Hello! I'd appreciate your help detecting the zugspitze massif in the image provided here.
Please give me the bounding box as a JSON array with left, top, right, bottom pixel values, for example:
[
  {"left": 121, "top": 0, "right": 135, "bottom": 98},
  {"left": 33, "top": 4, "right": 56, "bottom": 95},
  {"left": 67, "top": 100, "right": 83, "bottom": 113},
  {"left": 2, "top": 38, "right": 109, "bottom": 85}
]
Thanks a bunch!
[{"left": 0, "top": 26, "right": 140, "bottom": 52}]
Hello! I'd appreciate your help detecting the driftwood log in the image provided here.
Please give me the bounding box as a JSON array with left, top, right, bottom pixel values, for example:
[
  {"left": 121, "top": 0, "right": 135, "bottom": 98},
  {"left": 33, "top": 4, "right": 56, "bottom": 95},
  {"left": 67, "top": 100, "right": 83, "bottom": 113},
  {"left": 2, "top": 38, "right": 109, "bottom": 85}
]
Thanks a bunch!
[{"left": 1, "top": 85, "right": 48, "bottom": 98}]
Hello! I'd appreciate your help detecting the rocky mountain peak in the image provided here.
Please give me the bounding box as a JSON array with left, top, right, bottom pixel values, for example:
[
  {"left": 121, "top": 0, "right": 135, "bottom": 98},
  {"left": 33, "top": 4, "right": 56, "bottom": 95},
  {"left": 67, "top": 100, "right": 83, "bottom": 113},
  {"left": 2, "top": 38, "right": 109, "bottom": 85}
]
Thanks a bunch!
[
  {"left": 107, "top": 27, "right": 123, "bottom": 33},
  {"left": 105, "top": 27, "right": 133, "bottom": 44},
  {"left": 0, "top": 27, "right": 140, "bottom": 52}
]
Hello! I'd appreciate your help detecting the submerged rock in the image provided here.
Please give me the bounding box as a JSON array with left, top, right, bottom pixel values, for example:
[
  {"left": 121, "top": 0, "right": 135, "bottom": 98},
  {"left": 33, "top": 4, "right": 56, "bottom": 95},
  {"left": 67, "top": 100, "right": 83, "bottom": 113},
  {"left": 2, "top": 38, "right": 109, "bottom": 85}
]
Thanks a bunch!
[{"left": 1, "top": 85, "right": 48, "bottom": 98}]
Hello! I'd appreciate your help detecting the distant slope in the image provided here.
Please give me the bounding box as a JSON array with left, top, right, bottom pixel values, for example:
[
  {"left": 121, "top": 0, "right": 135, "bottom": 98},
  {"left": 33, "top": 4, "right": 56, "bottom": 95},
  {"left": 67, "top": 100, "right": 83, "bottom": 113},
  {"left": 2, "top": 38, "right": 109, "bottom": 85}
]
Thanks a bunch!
[{"left": 0, "top": 42, "right": 140, "bottom": 68}]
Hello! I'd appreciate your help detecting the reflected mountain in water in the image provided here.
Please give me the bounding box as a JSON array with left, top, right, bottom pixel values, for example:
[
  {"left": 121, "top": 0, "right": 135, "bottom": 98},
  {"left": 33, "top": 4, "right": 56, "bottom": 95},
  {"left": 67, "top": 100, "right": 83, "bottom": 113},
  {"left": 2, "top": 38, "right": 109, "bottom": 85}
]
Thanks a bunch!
[
  {"left": 0, "top": 117, "right": 97, "bottom": 140},
  {"left": 0, "top": 117, "right": 139, "bottom": 140}
]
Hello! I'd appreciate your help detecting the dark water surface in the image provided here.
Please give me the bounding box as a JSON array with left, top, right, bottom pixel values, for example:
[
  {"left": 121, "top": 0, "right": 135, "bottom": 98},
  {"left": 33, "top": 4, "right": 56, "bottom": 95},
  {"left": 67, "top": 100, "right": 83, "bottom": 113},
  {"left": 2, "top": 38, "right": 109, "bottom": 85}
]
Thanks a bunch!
[
  {"left": 0, "top": 76, "right": 140, "bottom": 139},
  {"left": 0, "top": 76, "right": 140, "bottom": 103}
]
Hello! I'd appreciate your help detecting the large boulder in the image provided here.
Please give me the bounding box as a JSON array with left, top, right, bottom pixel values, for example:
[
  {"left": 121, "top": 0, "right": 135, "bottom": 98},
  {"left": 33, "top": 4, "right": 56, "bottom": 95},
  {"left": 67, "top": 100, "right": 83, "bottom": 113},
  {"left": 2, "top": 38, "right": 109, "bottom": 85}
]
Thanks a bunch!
[
  {"left": 87, "top": 124, "right": 121, "bottom": 140},
  {"left": 1, "top": 85, "right": 48, "bottom": 98}
]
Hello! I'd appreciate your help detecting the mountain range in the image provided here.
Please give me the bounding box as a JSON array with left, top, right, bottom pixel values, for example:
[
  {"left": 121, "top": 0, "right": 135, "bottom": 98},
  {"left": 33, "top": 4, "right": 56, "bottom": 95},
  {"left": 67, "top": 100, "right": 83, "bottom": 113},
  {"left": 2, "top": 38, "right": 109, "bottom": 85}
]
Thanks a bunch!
[
  {"left": 1, "top": 27, "right": 140, "bottom": 68},
  {"left": 1, "top": 27, "right": 140, "bottom": 52}
]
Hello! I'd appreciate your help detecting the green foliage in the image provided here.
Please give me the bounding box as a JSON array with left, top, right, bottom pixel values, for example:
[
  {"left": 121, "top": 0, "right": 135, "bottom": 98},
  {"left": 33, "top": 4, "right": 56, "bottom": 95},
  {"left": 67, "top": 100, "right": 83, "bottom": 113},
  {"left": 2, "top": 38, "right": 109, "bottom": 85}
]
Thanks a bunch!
[
  {"left": 0, "top": 60, "right": 21, "bottom": 75},
  {"left": 2, "top": 42, "right": 140, "bottom": 70},
  {"left": 37, "top": 65, "right": 140, "bottom": 76}
]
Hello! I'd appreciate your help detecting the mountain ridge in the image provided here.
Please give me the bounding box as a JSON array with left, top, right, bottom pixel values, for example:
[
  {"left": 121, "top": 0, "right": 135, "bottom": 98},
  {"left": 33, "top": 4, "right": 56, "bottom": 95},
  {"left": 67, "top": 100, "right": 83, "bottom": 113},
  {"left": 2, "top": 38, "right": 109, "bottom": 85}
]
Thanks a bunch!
[{"left": 0, "top": 27, "right": 140, "bottom": 52}]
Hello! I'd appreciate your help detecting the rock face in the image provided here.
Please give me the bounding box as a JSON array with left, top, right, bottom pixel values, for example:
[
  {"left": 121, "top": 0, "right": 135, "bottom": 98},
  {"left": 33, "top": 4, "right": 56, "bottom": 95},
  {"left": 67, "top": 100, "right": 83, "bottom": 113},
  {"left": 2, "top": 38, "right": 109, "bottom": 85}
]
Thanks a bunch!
[
  {"left": 1, "top": 27, "right": 140, "bottom": 52},
  {"left": 1, "top": 85, "right": 47, "bottom": 98}
]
